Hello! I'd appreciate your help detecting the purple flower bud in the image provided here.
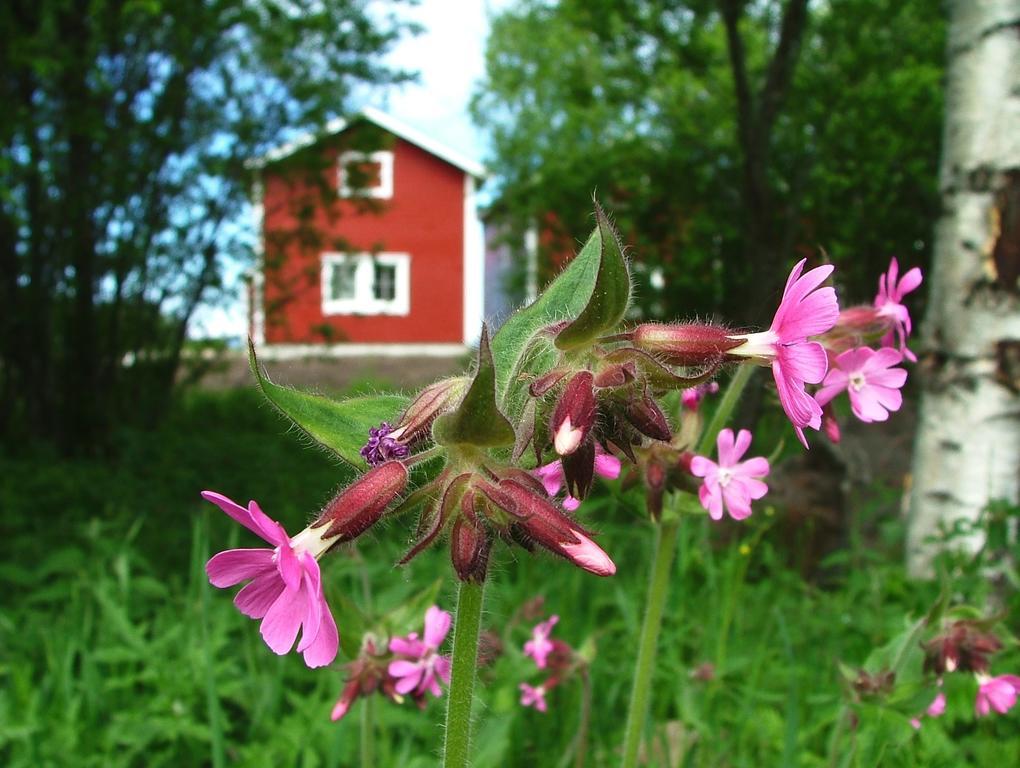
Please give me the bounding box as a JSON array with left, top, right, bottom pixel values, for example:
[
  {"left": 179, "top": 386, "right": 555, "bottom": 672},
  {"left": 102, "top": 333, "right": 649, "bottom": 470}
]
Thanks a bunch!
[
  {"left": 550, "top": 371, "right": 597, "bottom": 456},
  {"left": 312, "top": 461, "right": 409, "bottom": 543},
  {"left": 632, "top": 323, "right": 741, "bottom": 366}
]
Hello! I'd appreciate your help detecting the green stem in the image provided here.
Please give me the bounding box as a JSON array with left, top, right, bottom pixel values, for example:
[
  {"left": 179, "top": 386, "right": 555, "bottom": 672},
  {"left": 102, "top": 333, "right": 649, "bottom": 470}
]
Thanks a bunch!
[
  {"left": 442, "top": 579, "right": 485, "bottom": 768},
  {"left": 621, "top": 515, "right": 681, "bottom": 768},
  {"left": 698, "top": 362, "right": 756, "bottom": 455},
  {"left": 360, "top": 695, "right": 374, "bottom": 768},
  {"left": 574, "top": 670, "right": 592, "bottom": 768}
]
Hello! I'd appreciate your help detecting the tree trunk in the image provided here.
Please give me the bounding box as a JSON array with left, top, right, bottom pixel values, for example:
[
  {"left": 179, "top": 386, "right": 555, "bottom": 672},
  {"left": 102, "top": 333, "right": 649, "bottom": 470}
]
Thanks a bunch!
[{"left": 907, "top": 0, "right": 1020, "bottom": 575}]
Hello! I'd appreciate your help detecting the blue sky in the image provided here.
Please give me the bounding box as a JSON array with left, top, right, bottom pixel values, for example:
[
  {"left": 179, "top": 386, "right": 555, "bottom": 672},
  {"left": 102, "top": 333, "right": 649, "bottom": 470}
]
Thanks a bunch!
[{"left": 190, "top": 0, "right": 509, "bottom": 338}]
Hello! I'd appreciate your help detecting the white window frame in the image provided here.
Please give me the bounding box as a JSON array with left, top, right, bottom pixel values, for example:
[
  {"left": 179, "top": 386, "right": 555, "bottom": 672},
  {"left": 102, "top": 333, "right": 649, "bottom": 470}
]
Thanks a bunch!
[
  {"left": 337, "top": 150, "right": 394, "bottom": 199},
  {"left": 321, "top": 252, "right": 410, "bottom": 316}
]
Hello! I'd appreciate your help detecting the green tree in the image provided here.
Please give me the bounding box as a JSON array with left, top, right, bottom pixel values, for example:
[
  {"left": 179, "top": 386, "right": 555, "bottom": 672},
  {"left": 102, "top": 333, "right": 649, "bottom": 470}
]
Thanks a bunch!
[
  {"left": 473, "top": 0, "right": 944, "bottom": 321},
  {"left": 0, "top": 0, "right": 415, "bottom": 452}
]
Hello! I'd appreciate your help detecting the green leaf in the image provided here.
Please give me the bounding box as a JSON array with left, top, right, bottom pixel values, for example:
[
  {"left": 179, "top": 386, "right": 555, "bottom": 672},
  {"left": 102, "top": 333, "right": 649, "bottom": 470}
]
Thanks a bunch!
[
  {"left": 489, "top": 214, "right": 603, "bottom": 419},
  {"left": 555, "top": 202, "right": 630, "bottom": 350},
  {"left": 433, "top": 325, "right": 515, "bottom": 447},
  {"left": 249, "top": 339, "right": 407, "bottom": 468}
]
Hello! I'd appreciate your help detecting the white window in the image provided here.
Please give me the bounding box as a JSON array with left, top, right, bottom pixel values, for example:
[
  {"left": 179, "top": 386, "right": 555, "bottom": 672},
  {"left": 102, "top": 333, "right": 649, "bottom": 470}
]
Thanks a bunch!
[
  {"left": 338, "top": 150, "right": 394, "bottom": 199},
  {"left": 321, "top": 252, "right": 410, "bottom": 316}
]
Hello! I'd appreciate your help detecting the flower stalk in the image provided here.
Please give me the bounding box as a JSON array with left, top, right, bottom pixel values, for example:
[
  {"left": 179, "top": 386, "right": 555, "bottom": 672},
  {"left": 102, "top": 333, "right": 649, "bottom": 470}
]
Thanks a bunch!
[
  {"left": 442, "top": 579, "right": 485, "bottom": 768},
  {"left": 621, "top": 363, "right": 756, "bottom": 767}
]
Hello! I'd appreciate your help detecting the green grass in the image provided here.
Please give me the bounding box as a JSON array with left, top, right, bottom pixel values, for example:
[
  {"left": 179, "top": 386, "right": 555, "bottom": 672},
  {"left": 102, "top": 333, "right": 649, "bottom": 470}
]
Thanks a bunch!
[{"left": 1, "top": 389, "right": 1017, "bottom": 767}]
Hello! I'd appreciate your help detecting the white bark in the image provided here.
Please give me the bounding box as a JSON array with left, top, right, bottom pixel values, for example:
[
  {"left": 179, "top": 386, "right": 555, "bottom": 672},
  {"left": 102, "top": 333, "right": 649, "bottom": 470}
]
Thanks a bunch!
[{"left": 907, "top": 0, "right": 1020, "bottom": 575}]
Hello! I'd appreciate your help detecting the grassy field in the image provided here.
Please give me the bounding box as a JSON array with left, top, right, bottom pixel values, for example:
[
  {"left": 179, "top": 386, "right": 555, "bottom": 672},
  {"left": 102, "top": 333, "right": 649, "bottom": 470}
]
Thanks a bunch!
[{"left": 1, "top": 387, "right": 1017, "bottom": 767}]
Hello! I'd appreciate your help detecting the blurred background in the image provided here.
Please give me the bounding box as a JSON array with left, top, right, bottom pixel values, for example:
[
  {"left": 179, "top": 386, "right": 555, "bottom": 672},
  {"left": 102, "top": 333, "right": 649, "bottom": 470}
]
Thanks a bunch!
[{"left": 2, "top": 1, "right": 1017, "bottom": 766}]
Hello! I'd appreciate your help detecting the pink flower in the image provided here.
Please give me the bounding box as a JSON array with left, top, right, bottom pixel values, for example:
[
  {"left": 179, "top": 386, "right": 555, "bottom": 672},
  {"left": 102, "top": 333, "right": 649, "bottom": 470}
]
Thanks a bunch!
[
  {"left": 728, "top": 260, "right": 839, "bottom": 447},
  {"left": 388, "top": 605, "right": 453, "bottom": 698},
  {"left": 681, "top": 382, "right": 720, "bottom": 412},
  {"left": 689, "top": 428, "right": 770, "bottom": 521},
  {"left": 814, "top": 346, "right": 907, "bottom": 423},
  {"left": 927, "top": 691, "right": 947, "bottom": 717},
  {"left": 975, "top": 674, "right": 1020, "bottom": 717},
  {"left": 519, "top": 682, "right": 548, "bottom": 712},
  {"left": 524, "top": 615, "right": 559, "bottom": 669},
  {"left": 533, "top": 447, "right": 621, "bottom": 511},
  {"left": 203, "top": 491, "right": 339, "bottom": 668},
  {"left": 874, "top": 257, "right": 922, "bottom": 362}
]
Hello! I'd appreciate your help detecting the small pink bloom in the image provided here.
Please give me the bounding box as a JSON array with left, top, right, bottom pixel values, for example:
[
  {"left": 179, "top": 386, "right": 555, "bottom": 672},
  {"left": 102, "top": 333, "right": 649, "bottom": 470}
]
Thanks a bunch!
[
  {"left": 815, "top": 347, "right": 907, "bottom": 423},
  {"left": 689, "top": 428, "right": 770, "bottom": 521},
  {"left": 681, "top": 382, "right": 720, "bottom": 412},
  {"left": 203, "top": 491, "right": 339, "bottom": 668},
  {"left": 728, "top": 260, "right": 839, "bottom": 447},
  {"left": 388, "top": 605, "right": 452, "bottom": 698},
  {"left": 519, "top": 682, "right": 548, "bottom": 712},
  {"left": 533, "top": 447, "right": 621, "bottom": 511},
  {"left": 927, "top": 691, "right": 947, "bottom": 717},
  {"left": 524, "top": 615, "right": 559, "bottom": 669},
  {"left": 874, "top": 257, "right": 922, "bottom": 362},
  {"left": 975, "top": 674, "right": 1020, "bottom": 717}
]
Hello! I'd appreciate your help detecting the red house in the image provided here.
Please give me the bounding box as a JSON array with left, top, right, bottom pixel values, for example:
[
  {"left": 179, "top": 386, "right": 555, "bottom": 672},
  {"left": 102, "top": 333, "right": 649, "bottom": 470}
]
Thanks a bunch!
[{"left": 247, "top": 107, "right": 486, "bottom": 357}]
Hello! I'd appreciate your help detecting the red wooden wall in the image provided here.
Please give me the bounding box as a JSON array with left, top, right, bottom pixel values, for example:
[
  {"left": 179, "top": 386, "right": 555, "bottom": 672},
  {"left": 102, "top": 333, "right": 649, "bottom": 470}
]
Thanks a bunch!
[{"left": 261, "top": 131, "right": 465, "bottom": 344}]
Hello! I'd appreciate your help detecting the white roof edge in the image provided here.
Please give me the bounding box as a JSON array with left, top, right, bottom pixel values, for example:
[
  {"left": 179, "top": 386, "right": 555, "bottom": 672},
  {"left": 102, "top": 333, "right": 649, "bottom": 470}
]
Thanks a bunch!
[{"left": 246, "top": 106, "right": 487, "bottom": 179}]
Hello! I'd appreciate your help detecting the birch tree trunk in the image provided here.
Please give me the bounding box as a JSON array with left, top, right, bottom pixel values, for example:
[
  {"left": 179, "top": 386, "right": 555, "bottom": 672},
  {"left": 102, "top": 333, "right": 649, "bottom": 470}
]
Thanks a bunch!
[{"left": 907, "top": 0, "right": 1020, "bottom": 575}]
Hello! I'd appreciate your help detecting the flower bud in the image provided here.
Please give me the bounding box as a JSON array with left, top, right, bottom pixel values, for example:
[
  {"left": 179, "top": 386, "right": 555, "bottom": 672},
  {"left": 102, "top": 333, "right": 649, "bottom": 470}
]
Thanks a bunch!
[
  {"left": 498, "top": 479, "right": 616, "bottom": 576},
  {"left": 632, "top": 323, "right": 741, "bottom": 366},
  {"left": 624, "top": 389, "right": 673, "bottom": 442},
  {"left": 313, "top": 461, "right": 408, "bottom": 542},
  {"left": 450, "top": 502, "right": 491, "bottom": 583},
  {"left": 550, "top": 371, "right": 597, "bottom": 456},
  {"left": 561, "top": 438, "right": 595, "bottom": 500},
  {"left": 923, "top": 621, "right": 1002, "bottom": 675},
  {"left": 398, "top": 377, "right": 468, "bottom": 445}
]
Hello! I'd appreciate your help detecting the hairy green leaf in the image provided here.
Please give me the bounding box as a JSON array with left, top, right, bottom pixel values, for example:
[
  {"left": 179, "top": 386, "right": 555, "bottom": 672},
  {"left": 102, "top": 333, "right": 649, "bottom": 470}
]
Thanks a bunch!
[
  {"left": 555, "top": 203, "right": 630, "bottom": 350},
  {"left": 249, "top": 340, "right": 407, "bottom": 468},
  {"left": 433, "top": 325, "right": 515, "bottom": 447}
]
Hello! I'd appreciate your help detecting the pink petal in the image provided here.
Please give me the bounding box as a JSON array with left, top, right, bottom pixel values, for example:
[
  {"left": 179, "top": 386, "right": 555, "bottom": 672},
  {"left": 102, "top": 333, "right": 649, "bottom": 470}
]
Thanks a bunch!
[
  {"left": 296, "top": 558, "right": 322, "bottom": 654},
  {"left": 865, "top": 346, "right": 904, "bottom": 371},
  {"left": 738, "top": 476, "right": 769, "bottom": 500},
  {"left": 731, "top": 429, "right": 752, "bottom": 464},
  {"left": 898, "top": 266, "right": 923, "bottom": 296},
  {"left": 390, "top": 634, "right": 427, "bottom": 657},
  {"left": 247, "top": 501, "right": 291, "bottom": 548},
  {"left": 560, "top": 530, "right": 616, "bottom": 576},
  {"left": 206, "top": 548, "right": 275, "bottom": 588},
  {"left": 234, "top": 571, "right": 286, "bottom": 619},
  {"left": 201, "top": 491, "right": 270, "bottom": 541},
  {"left": 424, "top": 605, "right": 452, "bottom": 649},
  {"left": 779, "top": 341, "right": 829, "bottom": 385},
  {"left": 780, "top": 286, "right": 839, "bottom": 340},
  {"left": 721, "top": 485, "right": 752, "bottom": 520},
  {"left": 563, "top": 496, "right": 581, "bottom": 511},
  {"left": 276, "top": 543, "right": 303, "bottom": 592},
  {"left": 534, "top": 462, "right": 565, "bottom": 496},
  {"left": 699, "top": 482, "right": 723, "bottom": 520},
  {"left": 259, "top": 585, "right": 307, "bottom": 655},
  {"left": 390, "top": 661, "right": 424, "bottom": 694},
  {"left": 773, "top": 358, "right": 823, "bottom": 431},
  {"left": 716, "top": 428, "right": 737, "bottom": 466},
  {"left": 814, "top": 372, "right": 849, "bottom": 408},
  {"left": 301, "top": 598, "right": 339, "bottom": 668},
  {"left": 737, "top": 456, "right": 770, "bottom": 480},
  {"left": 689, "top": 455, "right": 716, "bottom": 478},
  {"left": 435, "top": 655, "right": 452, "bottom": 685},
  {"left": 594, "top": 452, "right": 622, "bottom": 479}
]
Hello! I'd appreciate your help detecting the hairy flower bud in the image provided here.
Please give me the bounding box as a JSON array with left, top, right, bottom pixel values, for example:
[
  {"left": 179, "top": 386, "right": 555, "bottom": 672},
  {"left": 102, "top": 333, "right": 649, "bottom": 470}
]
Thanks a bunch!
[
  {"left": 624, "top": 389, "right": 673, "bottom": 442},
  {"left": 923, "top": 621, "right": 1003, "bottom": 675},
  {"left": 632, "top": 323, "right": 741, "bottom": 366},
  {"left": 312, "top": 461, "right": 409, "bottom": 543},
  {"left": 450, "top": 503, "right": 491, "bottom": 583},
  {"left": 550, "top": 371, "right": 597, "bottom": 456},
  {"left": 497, "top": 479, "right": 616, "bottom": 576},
  {"left": 398, "top": 377, "right": 468, "bottom": 444}
]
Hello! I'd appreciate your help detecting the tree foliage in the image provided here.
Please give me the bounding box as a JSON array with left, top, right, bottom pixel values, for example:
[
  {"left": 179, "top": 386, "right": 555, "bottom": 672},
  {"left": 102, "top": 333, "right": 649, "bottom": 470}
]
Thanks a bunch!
[
  {"left": 473, "top": 0, "right": 944, "bottom": 322},
  {"left": 0, "top": 0, "right": 415, "bottom": 451}
]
